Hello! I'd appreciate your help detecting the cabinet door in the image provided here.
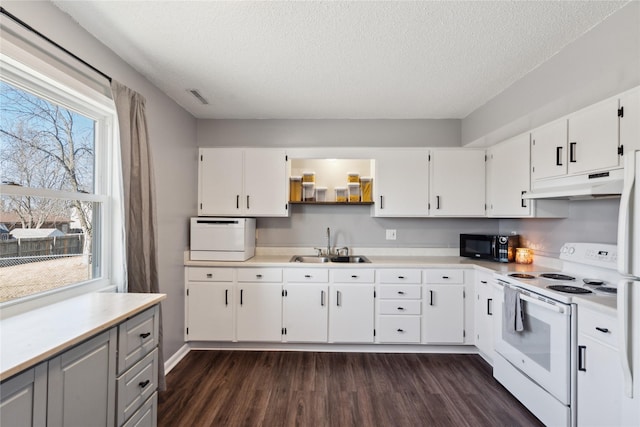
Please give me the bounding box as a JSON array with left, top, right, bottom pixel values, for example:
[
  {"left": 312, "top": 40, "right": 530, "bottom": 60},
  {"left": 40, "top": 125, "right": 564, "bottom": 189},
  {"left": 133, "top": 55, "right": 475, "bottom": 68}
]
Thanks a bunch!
[
  {"left": 236, "top": 282, "right": 283, "bottom": 342},
  {"left": 487, "top": 134, "right": 531, "bottom": 217},
  {"left": 577, "top": 334, "right": 623, "bottom": 426},
  {"left": 620, "top": 87, "right": 640, "bottom": 153},
  {"left": 0, "top": 363, "right": 47, "bottom": 427},
  {"left": 329, "top": 284, "right": 374, "bottom": 343},
  {"left": 474, "top": 272, "right": 494, "bottom": 360},
  {"left": 430, "top": 149, "right": 485, "bottom": 216},
  {"left": 283, "top": 284, "right": 328, "bottom": 342},
  {"left": 423, "top": 285, "right": 464, "bottom": 343},
  {"left": 374, "top": 149, "right": 429, "bottom": 217},
  {"left": 186, "top": 281, "right": 234, "bottom": 341},
  {"left": 244, "top": 149, "right": 288, "bottom": 216},
  {"left": 47, "top": 329, "right": 117, "bottom": 427},
  {"left": 568, "top": 98, "right": 620, "bottom": 174},
  {"left": 198, "top": 148, "right": 244, "bottom": 216},
  {"left": 531, "top": 119, "right": 568, "bottom": 181}
]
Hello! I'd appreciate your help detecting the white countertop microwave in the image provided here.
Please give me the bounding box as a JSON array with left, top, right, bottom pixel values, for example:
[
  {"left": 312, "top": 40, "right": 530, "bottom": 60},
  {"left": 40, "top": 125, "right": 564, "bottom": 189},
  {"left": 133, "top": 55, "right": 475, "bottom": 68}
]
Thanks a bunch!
[{"left": 190, "top": 217, "right": 256, "bottom": 261}]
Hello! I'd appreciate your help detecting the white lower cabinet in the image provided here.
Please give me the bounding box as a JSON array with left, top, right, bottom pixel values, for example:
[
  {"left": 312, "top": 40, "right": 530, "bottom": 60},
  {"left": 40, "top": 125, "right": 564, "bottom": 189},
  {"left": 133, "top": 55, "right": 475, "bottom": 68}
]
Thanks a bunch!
[
  {"left": 376, "top": 269, "right": 422, "bottom": 343},
  {"left": 283, "top": 269, "right": 329, "bottom": 342},
  {"left": 329, "top": 269, "right": 375, "bottom": 343},
  {"left": 577, "top": 306, "right": 624, "bottom": 426},
  {"left": 423, "top": 269, "right": 466, "bottom": 344},
  {"left": 236, "top": 282, "right": 283, "bottom": 342},
  {"left": 474, "top": 270, "right": 494, "bottom": 362},
  {"left": 185, "top": 267, "right": 235, "bottom": 341}
]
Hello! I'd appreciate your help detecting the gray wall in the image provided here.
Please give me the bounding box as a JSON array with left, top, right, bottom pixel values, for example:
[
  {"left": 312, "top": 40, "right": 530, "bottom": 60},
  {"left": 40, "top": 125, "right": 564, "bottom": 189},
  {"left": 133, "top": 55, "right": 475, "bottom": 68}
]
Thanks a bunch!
[
  {"left": 197, "top": 119, "right": 461, "bottom": 148},
  {"left": 5, "top": 1, "right": 198, "bottom": 360},
  {"left": 258, "top": 205, "right": 498, "bottom": 249},
  {"left": 462, "top": 1, "right": 640, "bottom": 147},
  {"left": 500, "top": 199, "right": 620, "bottom": 258}
]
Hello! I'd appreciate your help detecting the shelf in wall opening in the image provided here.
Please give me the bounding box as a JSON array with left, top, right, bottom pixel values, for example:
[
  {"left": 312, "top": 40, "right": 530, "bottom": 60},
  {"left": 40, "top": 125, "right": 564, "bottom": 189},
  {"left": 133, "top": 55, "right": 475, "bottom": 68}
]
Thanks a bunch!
[{"left": 289, "top": 201, "right": 374, "bottom": 206}]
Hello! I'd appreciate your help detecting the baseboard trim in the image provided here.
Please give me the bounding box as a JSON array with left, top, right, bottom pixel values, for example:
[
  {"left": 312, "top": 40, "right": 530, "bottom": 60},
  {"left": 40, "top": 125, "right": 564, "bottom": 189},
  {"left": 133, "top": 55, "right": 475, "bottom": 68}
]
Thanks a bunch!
[{"left": 164, "top": 344, "right": 190, "bottom": 374}]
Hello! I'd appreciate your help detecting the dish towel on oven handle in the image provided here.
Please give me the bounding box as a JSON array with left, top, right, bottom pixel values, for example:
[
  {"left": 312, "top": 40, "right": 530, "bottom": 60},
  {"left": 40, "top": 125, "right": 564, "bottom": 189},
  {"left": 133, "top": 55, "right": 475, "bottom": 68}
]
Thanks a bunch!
[{"left": 503, "top": 286, "right": 525, "bottom": 333}]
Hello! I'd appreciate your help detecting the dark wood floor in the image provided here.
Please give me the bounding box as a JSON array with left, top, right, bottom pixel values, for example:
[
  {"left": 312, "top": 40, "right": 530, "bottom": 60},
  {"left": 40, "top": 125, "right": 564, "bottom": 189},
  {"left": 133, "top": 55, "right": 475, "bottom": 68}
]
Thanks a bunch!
[{"left": 158, "top": 351, "right": 543, "bottom": 427}]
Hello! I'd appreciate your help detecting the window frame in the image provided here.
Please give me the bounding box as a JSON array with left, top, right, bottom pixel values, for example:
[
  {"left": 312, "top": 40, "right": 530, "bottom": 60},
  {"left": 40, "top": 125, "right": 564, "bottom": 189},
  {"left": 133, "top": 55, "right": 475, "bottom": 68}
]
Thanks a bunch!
[{"left": 0, "top": 44, "right": 123, "bottom": 316}]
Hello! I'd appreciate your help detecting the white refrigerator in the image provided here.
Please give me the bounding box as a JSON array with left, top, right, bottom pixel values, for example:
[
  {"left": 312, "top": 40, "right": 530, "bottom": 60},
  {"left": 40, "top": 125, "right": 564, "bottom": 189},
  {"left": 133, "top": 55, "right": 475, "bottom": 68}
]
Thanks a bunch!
[{"left": 617, "top": 149, "right": 640, "bottom": 425}]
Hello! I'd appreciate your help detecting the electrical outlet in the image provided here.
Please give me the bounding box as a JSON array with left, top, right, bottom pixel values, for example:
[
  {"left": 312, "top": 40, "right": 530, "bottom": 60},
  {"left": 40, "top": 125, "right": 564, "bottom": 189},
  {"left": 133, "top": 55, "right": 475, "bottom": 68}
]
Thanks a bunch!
[{"left": 386, "top": 229, "right": 397, "bottom": 240}]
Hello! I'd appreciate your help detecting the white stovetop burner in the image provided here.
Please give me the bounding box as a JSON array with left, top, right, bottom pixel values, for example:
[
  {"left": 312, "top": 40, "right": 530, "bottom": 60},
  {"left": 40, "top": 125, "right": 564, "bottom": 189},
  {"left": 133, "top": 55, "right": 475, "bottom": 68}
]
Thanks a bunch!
[{"left": 498, "top": 243, "right": 621, "bottom": 304}]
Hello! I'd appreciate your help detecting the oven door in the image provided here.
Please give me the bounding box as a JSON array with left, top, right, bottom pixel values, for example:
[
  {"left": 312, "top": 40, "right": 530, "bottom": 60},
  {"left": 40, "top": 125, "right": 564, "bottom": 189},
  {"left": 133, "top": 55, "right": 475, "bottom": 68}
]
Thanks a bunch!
[{"left": 494, "top": 282, "right": 572, "bottom": 404}]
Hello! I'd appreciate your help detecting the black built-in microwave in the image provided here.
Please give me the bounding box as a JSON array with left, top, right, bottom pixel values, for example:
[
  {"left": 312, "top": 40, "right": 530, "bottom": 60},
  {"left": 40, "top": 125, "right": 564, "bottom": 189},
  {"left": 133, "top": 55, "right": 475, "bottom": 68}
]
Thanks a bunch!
[{"left": 459, "top": 234, "right": 520, "bottom": 263}]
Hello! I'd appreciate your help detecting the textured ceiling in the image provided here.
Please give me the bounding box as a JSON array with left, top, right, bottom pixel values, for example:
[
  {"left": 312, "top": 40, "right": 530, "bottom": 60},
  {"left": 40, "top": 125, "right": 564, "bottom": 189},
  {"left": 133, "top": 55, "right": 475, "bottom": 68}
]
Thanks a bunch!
[{"left": 52, "top": 1, "right": 626, "bottom": 119}]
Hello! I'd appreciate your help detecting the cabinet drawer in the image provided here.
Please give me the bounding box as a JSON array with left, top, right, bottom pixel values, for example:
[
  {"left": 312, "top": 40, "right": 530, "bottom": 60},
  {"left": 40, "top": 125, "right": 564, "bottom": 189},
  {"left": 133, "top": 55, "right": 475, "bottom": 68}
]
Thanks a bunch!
[
  {"left": 378, "top": 285, "right": 421, "bottom": 299},
  {"left": 285, "top": 269, "right": 329, "bottom": 283},
  {"left": 116, "top": 349, "right": 158, "bottom": 427},
  {"left": 122, "top": 392, "right": 157, "bottom": 427},
  {"left": 579, "top": 308, "right": 618, "bottom": 348},
  {"left": 331, "top": 269, "right": 375, "bottom": 283},
  {"left": 377, "top": 317, "right": 421, "bottom": 343},
  {"left": 118, "top": 306, "right": 159, "bottom": 374},
  {"left": 378, "top": 269, "right": 422, "bottom": 284},
  {"left": 379, "top": 300, "right": 421, "bottom": 315},
  {"left": 187, "top": 267, "right": 233, "bottom": 282},
  {"left": 425, "top": 269, "right": 464, "bottom": 284},
  {"left": 237, "top": 268, "right": 282, "bottom": 282}
]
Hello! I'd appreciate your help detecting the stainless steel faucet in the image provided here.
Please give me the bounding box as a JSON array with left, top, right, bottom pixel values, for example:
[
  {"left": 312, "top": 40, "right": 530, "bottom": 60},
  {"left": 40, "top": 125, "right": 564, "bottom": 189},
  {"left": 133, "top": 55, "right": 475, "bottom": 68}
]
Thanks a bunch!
[{"left": 326, "top": 227, "right": 331, "bottom": 256}]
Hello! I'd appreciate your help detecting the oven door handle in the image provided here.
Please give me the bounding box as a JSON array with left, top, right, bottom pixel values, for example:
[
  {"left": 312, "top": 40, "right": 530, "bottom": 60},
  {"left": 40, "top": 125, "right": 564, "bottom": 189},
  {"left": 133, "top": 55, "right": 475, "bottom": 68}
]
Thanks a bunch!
[{"left": 518, "top": 292, "right": 565, "bottom": 314}]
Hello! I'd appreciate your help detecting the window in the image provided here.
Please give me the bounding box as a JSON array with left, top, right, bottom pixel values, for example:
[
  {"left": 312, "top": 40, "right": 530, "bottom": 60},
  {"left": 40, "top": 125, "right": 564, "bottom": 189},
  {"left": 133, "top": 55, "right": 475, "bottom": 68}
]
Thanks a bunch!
[{"left": 0, "top": 51, "right": 122, "bottom": 310}]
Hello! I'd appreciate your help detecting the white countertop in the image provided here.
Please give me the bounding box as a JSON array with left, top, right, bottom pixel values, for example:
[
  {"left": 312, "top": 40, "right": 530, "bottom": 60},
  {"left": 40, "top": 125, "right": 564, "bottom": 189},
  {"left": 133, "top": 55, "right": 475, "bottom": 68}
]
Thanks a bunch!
[{"left": 0, "top": 292, "right": 166, "bottom": 382}]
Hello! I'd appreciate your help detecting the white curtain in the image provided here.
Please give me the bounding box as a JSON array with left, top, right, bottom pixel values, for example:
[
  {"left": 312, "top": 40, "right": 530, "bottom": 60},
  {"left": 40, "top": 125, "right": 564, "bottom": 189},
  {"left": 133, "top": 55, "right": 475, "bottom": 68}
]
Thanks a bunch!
[{"left": 111, "top": 80, "right": 166, "bottom": 391}]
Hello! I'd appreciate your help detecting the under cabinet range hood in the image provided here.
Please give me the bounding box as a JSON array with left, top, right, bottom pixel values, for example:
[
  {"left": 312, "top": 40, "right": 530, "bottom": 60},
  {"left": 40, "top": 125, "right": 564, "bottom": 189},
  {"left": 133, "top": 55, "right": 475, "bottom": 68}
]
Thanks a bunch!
[{"left": 523, "top": 168, "right": 624, "bottom": 200}]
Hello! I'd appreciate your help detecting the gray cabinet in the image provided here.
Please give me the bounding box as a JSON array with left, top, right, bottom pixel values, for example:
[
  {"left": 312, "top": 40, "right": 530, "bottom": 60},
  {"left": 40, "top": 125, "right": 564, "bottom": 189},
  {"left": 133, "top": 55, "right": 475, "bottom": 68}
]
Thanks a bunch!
[
  {"left": 0, "top": 363, "right": 47, "bottom": 427},
  {"left": 47, "top": 329, "right": 117, "bottom": 427},
  {"left": 0, "top": 303, "right": 161, "bottom": 427}
]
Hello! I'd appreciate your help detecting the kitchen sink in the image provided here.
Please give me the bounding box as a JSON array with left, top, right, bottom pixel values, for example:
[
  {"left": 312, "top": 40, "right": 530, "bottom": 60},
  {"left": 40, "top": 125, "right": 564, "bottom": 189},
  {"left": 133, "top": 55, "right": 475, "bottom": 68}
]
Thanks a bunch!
[
  {"left": 329, "top": 255, "right": 370, "bottom": 263},
  {"left": 289, "top": 255, "right": 330, "bottom": 263},
  {"left": 289, "top": 255, "right": 370, "bottom": 263}
]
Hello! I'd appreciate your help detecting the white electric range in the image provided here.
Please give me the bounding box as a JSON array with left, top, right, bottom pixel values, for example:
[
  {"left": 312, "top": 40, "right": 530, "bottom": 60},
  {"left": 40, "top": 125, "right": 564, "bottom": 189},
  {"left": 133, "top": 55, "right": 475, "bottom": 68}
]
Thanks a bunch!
[{"left": 492, "top": 242, "right": 620, "bottom": 427}]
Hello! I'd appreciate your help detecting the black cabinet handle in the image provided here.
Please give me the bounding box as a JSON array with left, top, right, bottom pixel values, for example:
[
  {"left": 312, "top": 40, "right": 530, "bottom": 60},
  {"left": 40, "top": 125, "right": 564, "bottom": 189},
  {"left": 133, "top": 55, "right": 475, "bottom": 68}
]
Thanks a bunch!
[
  {"left": 436, "top": 195, "right": 441, "bottom": 209},
  {"left": 480, "top": 280, "right": 488, "bottom": 284},
  {"left": 429, "top": 290, "right": 434, "bottom": 306},
  {"left": 351, "top": 275, "right": 358, "bottom": 279},
  {"left": 556, "top": 146, "right": 563, "bottom": 166},
  {"left": 569, "top": 142, "right": 577, "bottom": 163},
  {"left": 336, "top": 290, "right": 342, "bottom": 307},
  {"left": 321, "top": 290, "right": 325, "bottom": 307},
  {"left": 397, "top": 329, "right": 405, "bottom": 333},
  {"left": 397, "top": 291, "right": 405, "bottom": 295},
  {"left": 256, "top": 274, "right": 262, "bottom": 279},
  {"left": 578, "top": 345, "right": 587, "bottom": 371},
  {"left": 236, "top": 195, "right": 240, "bottom": 209},
  {"left": 397, "top": 307, "right": 405, "bottom": 311},
  {"left": 442, "top": 276, "right": 449, "bottom": 279},
  {"left": 487, "top": 298, "right": 493, "bottom": 316},
  {"left": 139, "top": 380, "right": 150, "bottom": 388},
  {"left": 380, "top": 195, "right": 384, "bottom": 209},
  {"left": 139, "top": 332, "right": 151, "bottom": 339},
  {"left": 240, "top": 289, "right": 244, "bottom": 306},
  {"left": 225, "top": 289, "right": 228, "bottom": 306},
  {"left": 305, "top": 274, "right": 311, "bottom": 278},
  {"left": 247, "top": 195, "right": 250, "bottom": 209},
  {"left": 595, "top": 327, "right": 610, "bottom": 333},
  {"left": 206, "top": 273, "right": 213, "bottom": 279},
  {"left": 398, "top": 276, "right": 405, "bottom": 279},
  {"left": 521, "top": 191, "right": 527, "bottom": 208}
]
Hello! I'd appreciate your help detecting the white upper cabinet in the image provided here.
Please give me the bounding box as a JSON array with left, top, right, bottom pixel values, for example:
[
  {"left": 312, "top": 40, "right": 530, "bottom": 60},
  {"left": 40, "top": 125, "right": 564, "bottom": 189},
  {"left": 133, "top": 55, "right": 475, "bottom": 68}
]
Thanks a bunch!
[
  {"left": 198, "top": 148, "right": 288, "bottom": 217},
  {"left": 430, "top": 149, "right": 485, "bottom": 217},
  {"left": 531, "top": 96, "right": 622, "bottom": 182},
  {"left": 566, "top": 97, "right": 620, "bottom": 175},
  {"left": 374, "top": 149, "right": 429, "bottom": 217},
  {"left": 619, "top": 87, "right": 640, "bottom": 153},
  {"left": 531, "top": 119, "right": 568, "bottom": 181},
  {"left": 487, "top": 134, "right": 531, "bottom": 217}
]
